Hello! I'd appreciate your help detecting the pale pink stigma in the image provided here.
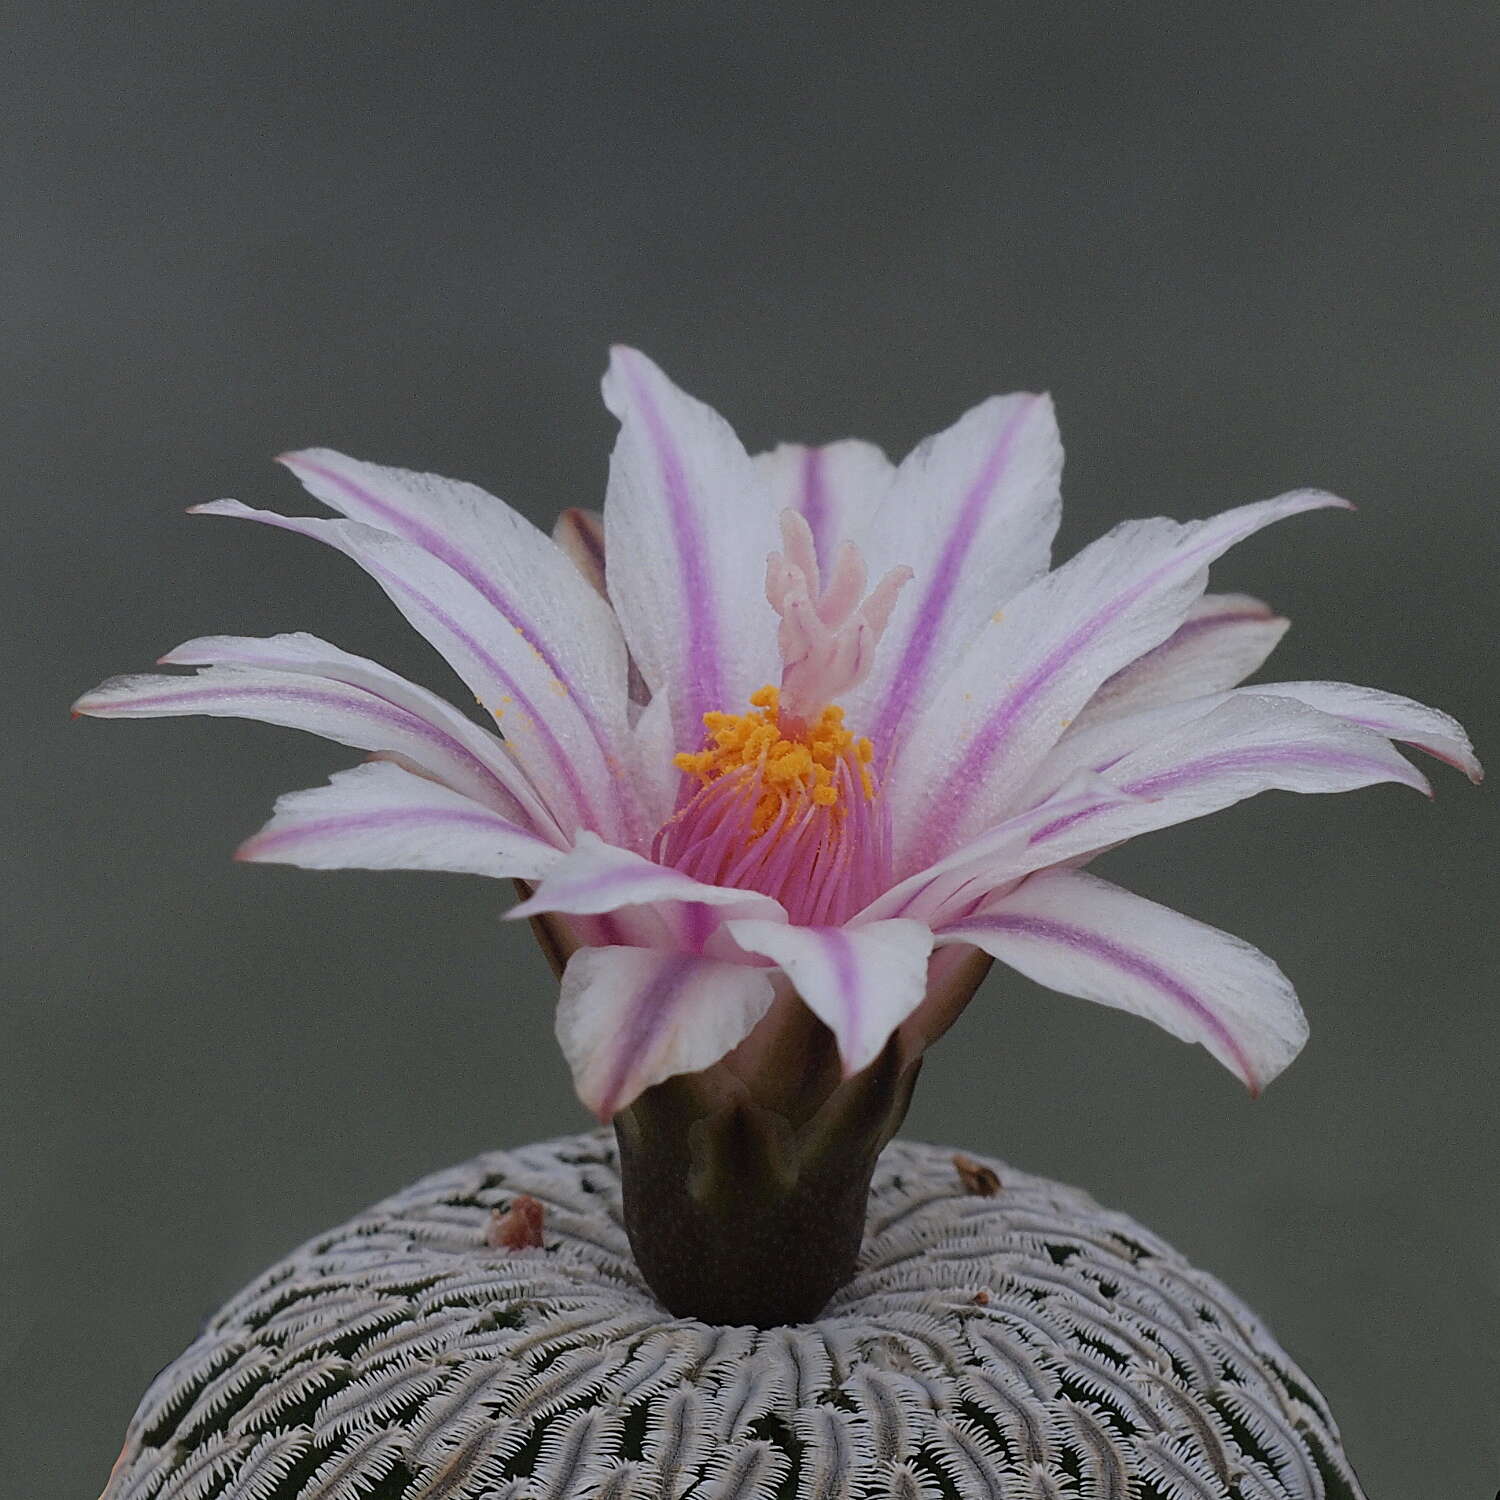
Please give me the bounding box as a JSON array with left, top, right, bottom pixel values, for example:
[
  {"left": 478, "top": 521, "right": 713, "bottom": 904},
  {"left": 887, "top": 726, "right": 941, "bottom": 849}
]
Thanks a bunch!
[{"left": 764, "top": 509, "right": 912, "bottom": 726}]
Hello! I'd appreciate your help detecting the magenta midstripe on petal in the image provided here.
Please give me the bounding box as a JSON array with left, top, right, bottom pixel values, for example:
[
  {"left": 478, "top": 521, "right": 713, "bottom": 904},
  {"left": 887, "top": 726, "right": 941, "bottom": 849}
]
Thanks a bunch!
[
  {"left": 596, "top": 953, "right": 697, "bottom": 1120},
  {"left": 354, "top": 562, "right": 607, "bottom": 831},
  {"left": 1161, "top": 607, "right": 1278, "bottom": 640},
  {"left": 1121, "top": 745, "right": 1428, "bottom": 800},
  {"left": 617, "top": 350, "right": 725, "bottom": 732},
  {"left": 84, "top": 681, "right": 511, "bottom": 798},
  {"left": 922, "top": 495, "right": 1345, "bottom": 850},
  {"left": 206, "top": 503, "right": 607, "bottom": 836},
  {"left": 241, "top": 803, "right": 546, "bottom": 857},
  {"left": 1023, "top": 743, "right": 1426, "bottom": 850},
  {"left": 954, "top": 911, "right": 1259, "bottom": 1089},
  {"left": 284, "top": 454, "right": 625, "bottom": 788},
  {"left": 821, "top": 926, "right": 862, "bottom": 1046},
  {"left": 870, "top": 395, "right": 1041, "bottom": 754},
  {"left": 797, "top": 446, "right": 832, "bottom": 576}
]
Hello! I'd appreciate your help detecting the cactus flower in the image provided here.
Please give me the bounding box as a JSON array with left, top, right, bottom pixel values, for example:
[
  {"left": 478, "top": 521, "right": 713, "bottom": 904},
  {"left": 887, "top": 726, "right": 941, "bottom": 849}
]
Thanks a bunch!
[{"left": 77, "top": 348, "right": 1478, "bottom": 1125}]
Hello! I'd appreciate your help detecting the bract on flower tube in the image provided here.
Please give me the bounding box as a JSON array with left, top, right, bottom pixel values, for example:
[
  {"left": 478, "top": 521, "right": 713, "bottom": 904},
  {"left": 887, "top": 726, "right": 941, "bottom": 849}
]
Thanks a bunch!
[{"left": 76, "top": 347, "right": 1479, "bottom": 1322}]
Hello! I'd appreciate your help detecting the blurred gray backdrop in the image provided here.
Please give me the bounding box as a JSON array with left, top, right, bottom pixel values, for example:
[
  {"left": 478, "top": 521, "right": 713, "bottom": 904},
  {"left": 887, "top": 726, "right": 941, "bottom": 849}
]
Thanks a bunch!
[{"left": 4, "top": 3, "right": 1497, "bottom": 1494}]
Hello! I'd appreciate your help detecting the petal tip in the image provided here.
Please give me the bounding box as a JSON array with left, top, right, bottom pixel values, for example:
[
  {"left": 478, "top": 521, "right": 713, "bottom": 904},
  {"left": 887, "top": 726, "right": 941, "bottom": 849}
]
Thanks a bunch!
[
  {"left": 586, "top": 1087, "right": 622, "bottom": 1124},
  {"left": 274, "top": 449, "right": 326, "bottom": 473},
  {"left": 232, "top": 831, "right": 272, "bottom": 863},
  {"left": 70, "top": 688, "right": 107, "bottom": 717}
]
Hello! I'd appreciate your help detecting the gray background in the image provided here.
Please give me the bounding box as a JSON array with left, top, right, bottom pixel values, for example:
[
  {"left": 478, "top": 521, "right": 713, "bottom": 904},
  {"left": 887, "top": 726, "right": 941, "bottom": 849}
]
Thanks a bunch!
[{"left": 4, "top": 3, "right": 1496, "bottom": 1493}]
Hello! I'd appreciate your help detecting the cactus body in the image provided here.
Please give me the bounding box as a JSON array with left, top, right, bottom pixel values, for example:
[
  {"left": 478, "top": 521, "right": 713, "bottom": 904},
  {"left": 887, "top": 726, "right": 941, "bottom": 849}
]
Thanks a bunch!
[{"left": 105, "top": 1134, "right": 1362, "bottom": 1499}]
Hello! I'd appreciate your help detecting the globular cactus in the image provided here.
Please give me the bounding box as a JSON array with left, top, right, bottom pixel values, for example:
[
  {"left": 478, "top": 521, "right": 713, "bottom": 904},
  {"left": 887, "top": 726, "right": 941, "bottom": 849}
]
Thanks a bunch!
[{"left": 104, "top": 1133, "right": 1363, "bottom": 1500}]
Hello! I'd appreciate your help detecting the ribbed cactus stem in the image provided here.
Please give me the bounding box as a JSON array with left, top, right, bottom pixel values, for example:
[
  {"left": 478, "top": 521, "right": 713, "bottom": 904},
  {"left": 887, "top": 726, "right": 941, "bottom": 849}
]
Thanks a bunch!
[{"left": 102, "top": 1130, "right": 1371, "bottom": 1500}]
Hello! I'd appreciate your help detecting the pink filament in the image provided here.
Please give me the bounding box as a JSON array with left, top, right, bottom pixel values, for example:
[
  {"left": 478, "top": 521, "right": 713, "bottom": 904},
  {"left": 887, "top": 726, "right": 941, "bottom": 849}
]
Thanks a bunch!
[{"left": 653, "top": 751, "right": 891, "bottom": 927}]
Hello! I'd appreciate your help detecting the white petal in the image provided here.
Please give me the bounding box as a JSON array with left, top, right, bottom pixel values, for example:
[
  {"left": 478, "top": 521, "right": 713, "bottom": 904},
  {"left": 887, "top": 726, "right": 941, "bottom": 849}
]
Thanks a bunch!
[
  {"left": 1077, "top": 592, "right": 1289, "bottom": 724},
  {"left": 153, "top": 631, "right": 551, "bottom": 827},
  {"left": 846, "top": 392, "right": 1063, "bottom": 748},
  {"left": 887, "top": 490, "right": 1350, "bottom": 868},
  {"left": 73, "top": 657, "right": 551, "bottom": 832},
  {"left": 625, "top": 686, "right": 682, "bottom": 832},
  {"left": 281, "top": 448, "right": 630, "bottom": 738},
  {"left": 1245, "top": 681, "right": 1481, "bottom": 781},
  {"left": 601, "top": 347, "right": 782, "bottom": 755},
  {"left": 938, "top": 869, "right": 1307, "bottom": 1092},
  {"left": 192, "top": 500, "right": 634, "bottom": 843},
  {"left": 556, "top": 946, "right": 776, "bottom": 1119},
  {"left": 904, "top": 694, "right": 1431, "bottom": 925},
  {"left": 725, "top": 919, "right": 935, "bottom": 1077},
  {"left": 1012, "top": 694, "right": 1233, "bottom": 809},
  {"left": 509, "top": 831, "right": 786, "bottom": 931},
  {"left": 858, "top": 773, "right": 1143, "bottom": 925},
  {"left": 754, "top": 438, "right": 895, "bottom": 579},
  {"left": 238, "top": 762, "right": 562, "bottom": 879}
]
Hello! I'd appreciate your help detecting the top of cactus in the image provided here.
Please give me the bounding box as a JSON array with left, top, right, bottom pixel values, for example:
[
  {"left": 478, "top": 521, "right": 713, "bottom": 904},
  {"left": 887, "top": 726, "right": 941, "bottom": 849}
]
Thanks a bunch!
[{"left": 104, "top": 1132, "right": 1366, "bottom": 1500}]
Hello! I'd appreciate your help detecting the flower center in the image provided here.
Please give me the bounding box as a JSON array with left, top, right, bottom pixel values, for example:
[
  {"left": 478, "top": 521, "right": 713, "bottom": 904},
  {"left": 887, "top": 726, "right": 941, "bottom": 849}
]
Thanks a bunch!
[
  {"left": 653, "top": 684, "right": 887, "bottom": 926},
  {"left": 675, "top": 684, "right": 875, "bottom": 831},
  {"left": 651, "top": 511, "right": 912, "bottom": 927}
]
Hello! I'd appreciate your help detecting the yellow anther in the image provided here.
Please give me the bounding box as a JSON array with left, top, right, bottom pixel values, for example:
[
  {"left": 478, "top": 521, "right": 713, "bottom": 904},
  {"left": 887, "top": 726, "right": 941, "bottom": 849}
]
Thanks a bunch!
[{"left": 673, "top": 684, "right": 877, "bottom": 836}]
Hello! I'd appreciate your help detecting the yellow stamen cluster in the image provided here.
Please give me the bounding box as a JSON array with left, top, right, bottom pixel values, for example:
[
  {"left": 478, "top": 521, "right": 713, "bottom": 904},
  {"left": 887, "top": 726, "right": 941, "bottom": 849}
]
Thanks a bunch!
[{"left": 674, "top": 684, "right": 875, "bottom": 835}]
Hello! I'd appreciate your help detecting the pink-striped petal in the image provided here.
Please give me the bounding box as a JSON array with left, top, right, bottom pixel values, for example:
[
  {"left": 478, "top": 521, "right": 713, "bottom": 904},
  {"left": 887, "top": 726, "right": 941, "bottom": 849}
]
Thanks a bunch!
[
  {"left": 601, "top": 347, "right": 782, "bottom": 756},
  {"left": 1012, "top": 695, "right": 1233, "bottom": 810},
  {"left": 725, "top": 918, "right": 935, "bottom": 1077},
  {"left": 556, "top": 947, "right": 777, "bottom": 1119},
  {"left": 280, "top": 448, "right": 630, "bottom": 749},
  {"left": 73, "top": 659, "right": 551, "bottom": 832},
  {"left": 1245, "top": 681, "right": 1482, "bottom": 781},
  {"left": 1017, "top": 672, "right": 1480, "bottom": 814},
  {"left": 847, "top": 392, "right": 1063, "bottom": 751},
  {"left": 238, "top": 761, "right": 562, "bottom": 878},
  {"left": 154, "top": 631, "right": 552, "bottom": 828},
  {"left": 509, "top": 831, "right": 786, "bottom": 941},
  {"left": 1078, "top": 592, "right": 1290, "bottom": 724},
  {"left": 957, "top": 695, "right": 1429, "bottom": 908},
  {"left": 874, "top": 693, "right": 1431, "bottom": 931},
  {"left": 857, "top": 773, "right": 1144, "bottom": 925},
  {"left": 754, "top": 439, "right": 895, "bottom": 579},
  {"left": 937, "top": 869, "right": 1307, "bottom": 1093},
  {"left": 192, "top": 500, "right": 630, "bottom": 843},
  {"left": 888, "top": 490, "right": 1351, "bottom": 868}
]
